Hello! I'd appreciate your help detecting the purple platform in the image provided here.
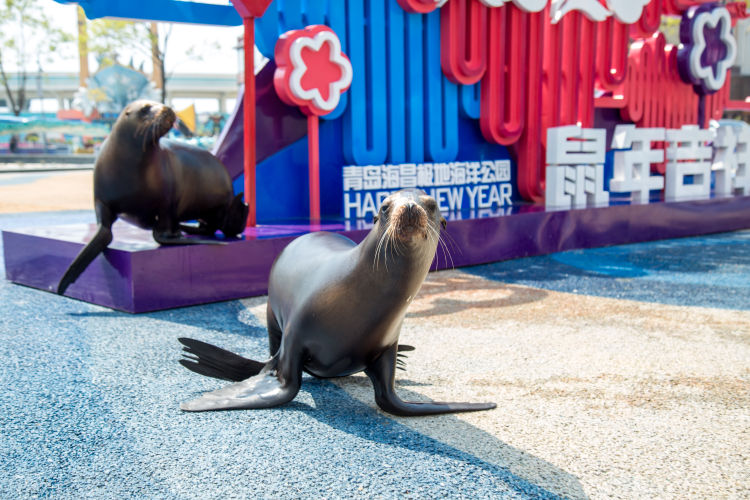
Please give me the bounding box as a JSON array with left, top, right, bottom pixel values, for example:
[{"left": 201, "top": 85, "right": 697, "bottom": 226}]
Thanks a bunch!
[{"left": 3, "top": 196, "right": 750, "bottom": 313}]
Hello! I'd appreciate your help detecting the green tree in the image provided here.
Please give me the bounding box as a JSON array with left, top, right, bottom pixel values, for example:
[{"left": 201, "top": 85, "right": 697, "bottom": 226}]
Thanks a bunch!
[
  {"left": 86, "top": 19, "right": 215, "bottom": 104},
  {"left": 0, "top": 0, "right": 74, "bottom": 115}
]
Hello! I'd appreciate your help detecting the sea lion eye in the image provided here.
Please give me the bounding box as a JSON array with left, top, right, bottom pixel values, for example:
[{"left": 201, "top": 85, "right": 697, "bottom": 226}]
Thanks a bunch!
[
  {"left": 140, "top": 105, "right": 152, "bottom": 115},
  {"left": 380, "top": 202, "right": 391, "bottom": 215}
]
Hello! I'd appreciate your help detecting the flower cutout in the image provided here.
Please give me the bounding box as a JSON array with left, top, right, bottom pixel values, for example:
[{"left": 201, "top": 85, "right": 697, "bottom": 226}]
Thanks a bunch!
[
  {"left": 274, "top": 25, "right": 353, "bottom": 116},
  {"left": 677, "top": 5, "right": 737, "bottom": 95}
]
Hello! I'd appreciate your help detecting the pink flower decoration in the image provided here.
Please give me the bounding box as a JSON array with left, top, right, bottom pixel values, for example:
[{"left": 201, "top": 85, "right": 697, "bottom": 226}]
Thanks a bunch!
[{"left": 273, "top": 25, "right": 353, "bottom": 116}]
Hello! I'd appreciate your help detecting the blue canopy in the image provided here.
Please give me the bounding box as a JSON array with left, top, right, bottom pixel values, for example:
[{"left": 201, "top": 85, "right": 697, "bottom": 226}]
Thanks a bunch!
[{"left": 53, "top": 0, "right": 242, "bottom": 26}]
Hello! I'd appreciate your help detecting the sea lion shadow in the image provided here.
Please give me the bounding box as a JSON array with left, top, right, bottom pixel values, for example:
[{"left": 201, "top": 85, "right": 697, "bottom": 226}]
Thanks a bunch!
[
  {"left": 288, "top": 377, "right": 588, "bottom": 500},
  {"left": 70, "top": 300, "right": 267, "bottom": 340},
  {"left": 409, "top": 272, "right": 549, "bottom": 318}
]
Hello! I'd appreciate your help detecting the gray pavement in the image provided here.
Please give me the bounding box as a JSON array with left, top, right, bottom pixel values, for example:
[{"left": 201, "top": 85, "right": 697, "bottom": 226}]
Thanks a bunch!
[{"left": 0, "top": 207, "right": 748, "bottom": 498}]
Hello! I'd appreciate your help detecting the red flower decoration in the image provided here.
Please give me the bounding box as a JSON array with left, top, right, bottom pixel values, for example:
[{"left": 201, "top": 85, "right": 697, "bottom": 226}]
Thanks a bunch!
[{"left": 273, "top": 25, "right": 353, "bottom": 116}]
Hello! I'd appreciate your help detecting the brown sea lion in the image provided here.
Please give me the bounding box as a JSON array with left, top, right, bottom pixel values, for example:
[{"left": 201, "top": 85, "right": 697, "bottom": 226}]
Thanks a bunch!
[
  {"left": 179, "top": 189, "right": 496, "bottom": 416},
  {"left": 57, "top": 100, "right": 248, "bottom": 295}
]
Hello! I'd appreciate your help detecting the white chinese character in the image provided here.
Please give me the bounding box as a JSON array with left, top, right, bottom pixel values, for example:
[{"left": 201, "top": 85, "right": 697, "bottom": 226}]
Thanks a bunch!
[
  {"left": 466, "top": 162, "right": 482, "bottom": 184},
  {"left": 712, "top": 126, "right": 737, "bottom": 196},
  {"left": 480, "top": 161, "right": 496, "bottom": 183},
  {"left": 363, "top": 165, "right": 382, "bottom": 190},
  {"left": 547, "top": 125, "right": 606, "bottom": 165},
  {"left": 343, "top": 166, "right": 363, "bottom": 191},
  {"left": 417, "top": 164, "right": 434, "bottom": 186},
  {"left": 399, "top": 163, "right": 418, "bottom": 188},
  {"left": 665, "top": 125, "right": 712, "bottom": 201},
  {"left": 494, "top": 160, "right": 511, "bottom": 182},
  {"left": 434, "top": 163, "right": 452, "bottom": 185},
  {"left": 735, "top": 126, "right": 750, "bottom": 195},
  {"left": 545, "top": 126, "right": 609, "bottom": 209},
  {"left": 451, "top": 162, "right": 467, "bottom": 184},
  {"left": 382, "top": 165, "right": 401, "bottom": 189},
  {"left": 609, "top": 125, "right": 665, "bottom": 204}
]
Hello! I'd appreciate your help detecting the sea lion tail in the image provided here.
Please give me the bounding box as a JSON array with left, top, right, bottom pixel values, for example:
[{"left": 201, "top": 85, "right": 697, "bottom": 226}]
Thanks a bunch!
[
  {"left": 57, "top": 223, "right": 113, "bottom": 295},
  {"left": 178, "top": 337, "right": 265, "bottom": 382},
  {"left": 221, "top": 193, "right": 249, "bottom": 238}
]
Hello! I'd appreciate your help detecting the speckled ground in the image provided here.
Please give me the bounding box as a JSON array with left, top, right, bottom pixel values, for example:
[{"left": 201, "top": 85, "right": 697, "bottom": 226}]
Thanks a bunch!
[
  {"left": 0, "top": 177, "right": 748, "bottom": 499},
  {"left": 0, "top": 170, "right": 93, "bottom": 213}
]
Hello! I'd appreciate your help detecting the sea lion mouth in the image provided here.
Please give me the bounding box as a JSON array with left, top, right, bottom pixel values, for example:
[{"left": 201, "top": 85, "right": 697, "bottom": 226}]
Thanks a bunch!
[
  {"left": 154, "top": 106, "right": 176, "bottom": 137},
  {"left": 132, "top": 102, "right": 176, "bottom": 151},
  {"left": 390, "top": 203, "right": 429, "bottom": 242},
  {"left": 371, "top": 189, "right": 447, "bottom": 271}
]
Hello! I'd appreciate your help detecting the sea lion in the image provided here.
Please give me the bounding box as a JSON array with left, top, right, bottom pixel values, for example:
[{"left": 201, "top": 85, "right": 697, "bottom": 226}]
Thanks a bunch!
[
  {"left": 179, "top": 189, "right": 496, "bottom": 416},
  {"left": 57, "top": 100, "right": 248, "bottom": 295}
]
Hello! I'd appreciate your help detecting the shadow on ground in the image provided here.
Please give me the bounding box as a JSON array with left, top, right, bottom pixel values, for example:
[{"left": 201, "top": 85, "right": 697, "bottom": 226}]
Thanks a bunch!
[{"left": 465, "top": 231, "right": 750, "bottom": 310}]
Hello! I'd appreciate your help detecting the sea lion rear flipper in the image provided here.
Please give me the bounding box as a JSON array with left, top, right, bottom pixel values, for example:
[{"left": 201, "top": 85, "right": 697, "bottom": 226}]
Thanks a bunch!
[
  {"left": 57, "top": 202, "right": 115, "bottom": 295},
  {"left": 180, "top": 353, "right": 302, "bottom": 412},
  {"left": 178, "top": 337, "right": 266, "bottom": 381},
  {"left": 365, "top": 344, "right": 497, "bottom": 416},
  {"left": 220, "top": 193, "right": 249, "bottom": 238}
]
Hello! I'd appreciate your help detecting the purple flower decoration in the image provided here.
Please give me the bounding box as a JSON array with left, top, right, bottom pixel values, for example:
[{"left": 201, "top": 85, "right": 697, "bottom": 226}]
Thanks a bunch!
[{"left": 677, "top": 4, "right": 737, "bottom": 95}]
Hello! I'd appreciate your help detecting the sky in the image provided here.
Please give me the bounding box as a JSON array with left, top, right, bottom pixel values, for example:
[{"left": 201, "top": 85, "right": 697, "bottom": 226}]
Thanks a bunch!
[
  {"left": 31, "top": 0, "right": 245, "bottom": 76},
  {"left": 5, "top": 1, "right": 253, "bottom": 113}
]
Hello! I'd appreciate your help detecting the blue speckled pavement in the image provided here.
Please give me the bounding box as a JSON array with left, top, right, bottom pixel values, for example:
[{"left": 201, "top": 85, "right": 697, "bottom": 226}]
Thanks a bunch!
[{"left": 1, "top": 210, "right": 748, "bottom": 499}]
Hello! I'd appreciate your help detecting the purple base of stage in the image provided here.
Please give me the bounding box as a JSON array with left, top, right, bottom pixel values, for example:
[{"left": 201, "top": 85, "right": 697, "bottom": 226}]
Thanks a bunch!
[{"left": 3, "top": 196, "right": 750, "bottom": 313}]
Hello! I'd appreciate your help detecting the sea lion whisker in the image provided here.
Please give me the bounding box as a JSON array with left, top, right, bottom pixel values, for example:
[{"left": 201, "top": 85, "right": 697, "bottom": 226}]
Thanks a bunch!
[
  {"left": 378, "top": 227, "right": 393, "bottom": 272},
  {"left": 151, "top": 121, "right": 159, "bottom": 146},
  {"left": 439, "top": 234, "right": 455, "bottom": 270},
  {"left": 374, "top": 228, "right": 388, "bottom": 271},
  {"left": 425, "top": 224, "right": 441, "bottom": 266},
  {"left": 441, "top": 229, "right": 463, "bottom": 257}
]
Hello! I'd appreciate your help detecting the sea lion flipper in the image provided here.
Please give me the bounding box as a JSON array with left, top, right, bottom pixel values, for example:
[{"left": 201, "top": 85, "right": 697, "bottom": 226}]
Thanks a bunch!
[
  {"left": 220, "top": 193, "right": 249, "bottom": 238},
  {"left": 178, "top": 222, "right": 216, "bottom": 236},
  {"left": 57, "top": 202, "right": 115, "bottom": 295},
  {"left": 180, "top": 354, "right": 301, "bottom": 412},
  {"left": 178, "top": 337, "right": 266, "bottom": 381},
  {"left": 152, "top": 229, "right": 226, "bottom": 246},
  {"left": 365, "top": 344, "right": 497, "bottom": 416}
]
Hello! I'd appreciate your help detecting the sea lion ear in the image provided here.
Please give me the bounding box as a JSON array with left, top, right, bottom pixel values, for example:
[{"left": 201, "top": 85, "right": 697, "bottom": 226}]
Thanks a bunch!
[
  {"left": 440, "top": 217, "right": 447, "bottom": 230},
  {"left": 373, "top": 215, "right": 379, "bottom": 224}
]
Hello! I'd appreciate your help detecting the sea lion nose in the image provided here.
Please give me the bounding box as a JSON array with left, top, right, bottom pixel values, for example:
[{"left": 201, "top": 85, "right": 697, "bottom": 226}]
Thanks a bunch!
[{"left": 404, "top": 203, "right": 418, "bottom": 224}]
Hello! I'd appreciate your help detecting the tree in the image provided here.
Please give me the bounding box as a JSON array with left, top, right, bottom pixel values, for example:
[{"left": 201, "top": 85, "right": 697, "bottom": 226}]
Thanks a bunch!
[
  {"left": 86, "top": 18, "right": 216, "bottom": 104},
  {"left": 0, "top": 0, "right": 74, "bottom": 115}
]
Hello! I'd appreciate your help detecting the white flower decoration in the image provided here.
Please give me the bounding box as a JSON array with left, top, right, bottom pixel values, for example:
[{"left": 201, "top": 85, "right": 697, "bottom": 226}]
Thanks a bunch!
[
  {"left": 288, "top": 30, "right": 353, "bottom": 113},
  {"left": 687, "top": 6, "right": 737, "bottom": 92}
]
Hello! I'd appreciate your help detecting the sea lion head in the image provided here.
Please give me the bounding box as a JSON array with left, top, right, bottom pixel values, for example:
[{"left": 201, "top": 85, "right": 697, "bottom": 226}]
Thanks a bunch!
[
  {"left": 117, "top": 100, "right": 176, "bottom": 150},
  {"left": 373, "top": 188, "right": 447, "bottom": 253}
]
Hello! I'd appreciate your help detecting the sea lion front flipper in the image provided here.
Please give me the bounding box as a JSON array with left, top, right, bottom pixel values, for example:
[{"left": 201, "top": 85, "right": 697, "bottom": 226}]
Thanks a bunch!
[
  {"left": 178, "top": 221, "right": 217, "bottom": 236},
  {"left": 180, "top": 353, "right": 302, "bottom": 412},
  {"left": 396, "top": 344, "right": 414, "bottom": 371},
  {"left": 152, "top": 228, "right": 226, "bottom": 246},
  {"left": 178, "top": 337, "right": 266, "bottom": 381},
  {"left": 57, "top": 201, "right": 115, "bottom": 295},
  {"left": 365, "top": 344, "right": 497, "bottom": 416}
]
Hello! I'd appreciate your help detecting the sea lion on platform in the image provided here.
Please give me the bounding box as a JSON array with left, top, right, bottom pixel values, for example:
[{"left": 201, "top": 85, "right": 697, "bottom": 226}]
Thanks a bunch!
[
  {"left": 57, "top": 100, "right": 248, "bottom": 295},
  {"left": 179, "top": 189, "right": 496, "bottom": 416}
]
